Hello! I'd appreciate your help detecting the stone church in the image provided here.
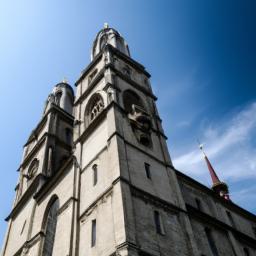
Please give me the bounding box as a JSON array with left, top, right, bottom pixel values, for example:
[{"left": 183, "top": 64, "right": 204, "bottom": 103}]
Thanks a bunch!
[{"left": 1, "top": 25, "right": 256, "bottom": 256}]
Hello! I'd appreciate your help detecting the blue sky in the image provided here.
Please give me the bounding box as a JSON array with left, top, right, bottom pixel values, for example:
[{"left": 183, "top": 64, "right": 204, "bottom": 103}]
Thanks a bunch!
[{"left": 0, "top": 0, "right": 256, "bottom": 246}]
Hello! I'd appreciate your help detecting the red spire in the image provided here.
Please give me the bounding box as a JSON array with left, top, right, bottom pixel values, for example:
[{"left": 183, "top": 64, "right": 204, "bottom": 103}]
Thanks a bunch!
[
  {"left": 198, "top": 142, "right": 230, "bottom": 200},
  {"left": 204, "top": 155, "right": 221, "bottom": 185}
]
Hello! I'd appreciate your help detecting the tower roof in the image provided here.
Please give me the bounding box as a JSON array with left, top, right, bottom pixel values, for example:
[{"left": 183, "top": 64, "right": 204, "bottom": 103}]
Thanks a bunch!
[
  {"left": 91, "top": 24, "right": 130, "bottom": 60},
  {"left": 53, "top": 80, "right": 74, "bottom": 98}
]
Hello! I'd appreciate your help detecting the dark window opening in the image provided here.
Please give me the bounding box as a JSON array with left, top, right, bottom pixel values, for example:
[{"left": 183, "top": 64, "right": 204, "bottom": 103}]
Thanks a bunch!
[
  {"left": 205, "top": 227, "right": 219, "bottom": 256},
  {"left": 195, "top": 198, "right": 202, "bottom": 211},
  {"left": 55, "top": 92, "right": 62, "bottom": 106},
  {"left": 65, "top": 128, "right": 72, "bottom": 145},
  {"left": 91, "top": 219, "right": 96, "bottom": 247},
  {"left": 154, "top": 211, "right": 164, "bottom": 235},
  {"left": 144, "top": 163, "right": 151, "bottom": 179},
  {"left": 93, "top": 164, "right": 98, "bottom": 186},
  {"left": 123, "top": 90, "right": 144, "bottom": 114}
]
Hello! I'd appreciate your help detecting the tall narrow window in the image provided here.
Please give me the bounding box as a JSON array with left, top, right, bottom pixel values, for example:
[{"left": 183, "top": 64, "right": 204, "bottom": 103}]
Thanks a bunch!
[
  {"left": 42, "top": 198, "right": 59, "bottom": 256},
  {"left": 154, "top": 211, "right": 164, "bottom": 235},
  {"left": 195, "top": 198, "right": 202, "bottom": 211},
  {"left": 91, "top": 219, "right": 96, "bottom": 247},
  {"left": 205, "top": 227, "right": 219, "bottom": 256},
  {"left": 92, "top": 164, "right": 98, "bottom": 186},
  {"left": 244, "top": 248, "right": 250, "bottom": 256},
  {"left": 55, "top": 92, "right": 62, "bottom": 106},
  {"left": 226, "top": 211, "right": 236, "bottom": 228},
  {"left": 144, "top": 163, "right": 151, "bottom": 179},
  {"left": 65, "top": 128, "right": 72, "bottom": 145}
]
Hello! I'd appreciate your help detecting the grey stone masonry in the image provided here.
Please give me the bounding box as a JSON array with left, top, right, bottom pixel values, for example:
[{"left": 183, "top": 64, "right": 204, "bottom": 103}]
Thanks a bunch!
[{"left": 1, "top": 26, "right": 256, "bottom": 256}]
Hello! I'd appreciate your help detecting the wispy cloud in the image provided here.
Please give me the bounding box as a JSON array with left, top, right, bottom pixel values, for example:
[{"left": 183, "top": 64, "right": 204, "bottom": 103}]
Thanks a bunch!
[
  {"left": 173, "top": 102, "right": 256, "bottom": 181},
  {"left": 173, "top": 101, "right": 256, "bottom": 208}
]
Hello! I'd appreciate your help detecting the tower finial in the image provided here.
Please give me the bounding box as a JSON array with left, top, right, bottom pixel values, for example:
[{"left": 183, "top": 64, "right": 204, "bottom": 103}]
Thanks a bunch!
[
  {"left": 62, "top": 77, "right": 68, "bottom": 84},
  {"left": 198, "top": 141, "right": 230, "bottom": 200},
  {"left": 197, "top": 139, "right": 206, "bottom": 156},
  {"left": 104, "top": 22, "right": 109, "bottom": 29}
]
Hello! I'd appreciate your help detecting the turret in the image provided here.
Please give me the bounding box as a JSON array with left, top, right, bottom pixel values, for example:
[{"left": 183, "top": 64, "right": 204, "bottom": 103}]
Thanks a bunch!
[
  {"left": 43, "top": 80, "right": 74, "bottom": 115},
  {"left": 91, "top": 23, "right": 130, "bottom": 60}
]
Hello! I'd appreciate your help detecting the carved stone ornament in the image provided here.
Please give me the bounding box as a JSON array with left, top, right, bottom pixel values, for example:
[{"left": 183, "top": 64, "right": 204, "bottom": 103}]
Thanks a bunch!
[{"left": 128, "top": 104, "right": 152, "bottom": 147}]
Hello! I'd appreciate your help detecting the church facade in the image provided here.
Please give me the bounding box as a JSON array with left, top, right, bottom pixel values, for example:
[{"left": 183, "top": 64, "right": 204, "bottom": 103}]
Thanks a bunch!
[{"left": 1, "top": 26, "right": 256, "bottom": 256}]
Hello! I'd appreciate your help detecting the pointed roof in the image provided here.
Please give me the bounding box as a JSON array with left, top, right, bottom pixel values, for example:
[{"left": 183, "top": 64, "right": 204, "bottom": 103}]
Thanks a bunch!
[
  {"left": 198, "top": 143, "right": 230, "bottom": 200},
  {"left": 204, "top": 155, "right": 221, "bottom": 185}
]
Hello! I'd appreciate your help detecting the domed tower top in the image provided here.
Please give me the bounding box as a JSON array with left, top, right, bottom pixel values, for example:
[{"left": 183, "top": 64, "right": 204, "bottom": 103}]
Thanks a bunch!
[
  {"left": 91, "top": 23, "right": 130, "bottom": 60},
  {"left": 43, "top": 79, "right": 74, "bottom": 115}
]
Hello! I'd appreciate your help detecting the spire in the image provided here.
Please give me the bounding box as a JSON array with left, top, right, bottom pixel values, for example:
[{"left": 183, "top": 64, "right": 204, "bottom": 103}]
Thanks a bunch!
[{"left": 198, "top": 142, "right": 230, "bottom": 201}]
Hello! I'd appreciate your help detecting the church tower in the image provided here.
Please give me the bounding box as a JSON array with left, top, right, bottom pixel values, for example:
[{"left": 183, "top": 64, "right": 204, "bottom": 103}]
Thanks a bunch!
[
  {"left": 72, "top": 24, "right": 199, "bottom": 256},
  {"left": 1, "top": 25, "right": 204, "bottom": 256}
]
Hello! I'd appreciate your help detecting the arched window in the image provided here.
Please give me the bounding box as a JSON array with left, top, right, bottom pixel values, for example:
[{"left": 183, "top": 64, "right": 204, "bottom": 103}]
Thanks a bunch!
[
  {"left": 55, "top": 91, "right": 62, "bottom": 106},
  {"left": 123, "top": 90, "right": 144, "bottom": 113},
  {"left": 27, "top": 159, "right": 39, "bottom": 187},
  {"left": 92, "top": 164, "right": 98, "bottom": 186},
  {"left": 100, "top": 35, "right": 107, "bottom": 51},
  {"left": 86, "top": 94, "right": 104, "bottom": 124},
  {"left": 42, "top": 198, "right": 59, "bottom": 256}
]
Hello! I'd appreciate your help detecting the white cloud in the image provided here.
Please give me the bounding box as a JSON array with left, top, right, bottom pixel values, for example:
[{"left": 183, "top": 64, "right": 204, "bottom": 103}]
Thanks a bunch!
[
  {"left": 172, "top": 102, "right": 256, "bottom": 208},
  {"left": 173, "top": 102, "right": 256, "bottom": 182}
]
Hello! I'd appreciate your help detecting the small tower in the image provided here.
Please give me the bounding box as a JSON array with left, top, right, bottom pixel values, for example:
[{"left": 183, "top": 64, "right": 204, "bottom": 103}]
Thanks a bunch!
[{"left": 199, "top": 144, "right": 230, "bottom": 200}]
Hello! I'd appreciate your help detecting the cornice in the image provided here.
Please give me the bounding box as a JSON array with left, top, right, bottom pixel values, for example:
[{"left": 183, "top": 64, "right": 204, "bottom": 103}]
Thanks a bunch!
[
  {"left": 33, "top": 156, "right": 74, "bottom": 203},
  {"left": 108, "top": 63, "right": 157, "bottom": 100},
  {"left": 74, "top": 101, "right": 168, "bottom": 147},
  {"left": 74, "top": 104, "right": 108, "bottom": 145},
  {"left": 74, "top": 68, "right": 105, "bottom": 106},
  {"left": 20, "top": 132, "right": 72, "bottom": 169},
  {"left": 187, "top": 204, "right": 256, "bottom": 248},
  {"left": 75, "top": 52, "right": 103, "bottom": 86},
  {"left": 175, "top": 169, "right": 256, "bottom": 221},
  {"left": 5, "top": 174, "right": 44, "bottom": 221},
  {"left": 24, "top": 103, "right": 74, "bottom": 147},
  {"left": 107, "top": 44, "right": 151, "bottom": 78}
]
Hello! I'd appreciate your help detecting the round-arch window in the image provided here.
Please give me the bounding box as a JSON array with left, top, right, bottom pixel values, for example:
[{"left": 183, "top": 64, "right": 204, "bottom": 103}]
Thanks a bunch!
[
  {"left": 87, "top": 94, "right": 104, "bottom": 122},
  {"left": 100, "top": 35, "right": 107, "bottom": 51}
]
